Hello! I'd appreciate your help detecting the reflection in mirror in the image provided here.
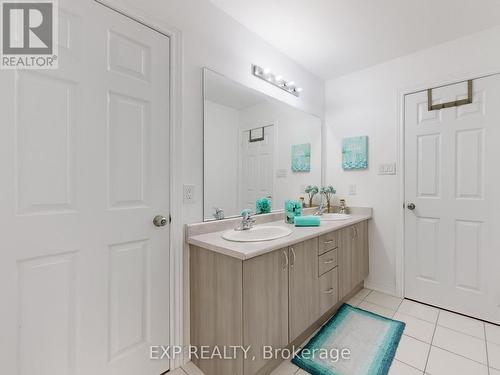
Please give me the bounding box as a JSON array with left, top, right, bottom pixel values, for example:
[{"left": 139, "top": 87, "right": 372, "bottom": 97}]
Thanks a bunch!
[{"left": 203, "top": 68, "right": 322, "bottom": 221}]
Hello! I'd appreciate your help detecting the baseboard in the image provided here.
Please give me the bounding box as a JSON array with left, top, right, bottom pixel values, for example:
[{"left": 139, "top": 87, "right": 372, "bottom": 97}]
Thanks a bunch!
[{"left": 363, "top": 280, "right": 399, "bottom": 297}]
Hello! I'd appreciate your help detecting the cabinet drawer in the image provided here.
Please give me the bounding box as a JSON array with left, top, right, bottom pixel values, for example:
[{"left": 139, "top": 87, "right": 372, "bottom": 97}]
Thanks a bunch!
[
  {"left": 319, "top": 267, "right": 338, "bottom": 316},
  {"left": 318, "top": 249, "right": 337, "bottom": 276},
  {"left": 319, "top": 232, "right": 338, "bottom": 255}
]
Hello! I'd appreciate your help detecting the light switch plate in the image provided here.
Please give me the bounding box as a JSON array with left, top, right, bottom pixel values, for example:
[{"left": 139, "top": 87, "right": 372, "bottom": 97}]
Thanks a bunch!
[
  {"left": 183, "top": 184, "right": 195, "bottom": 203},
  {"left": 348, "top": 184, "right": 357, "bottom": 195},
  {"left": 378, "top": 163, "right": 396, "bottom": 175},
  {"left": 276, "top": 169, "right": 287, "bottom": 178}
]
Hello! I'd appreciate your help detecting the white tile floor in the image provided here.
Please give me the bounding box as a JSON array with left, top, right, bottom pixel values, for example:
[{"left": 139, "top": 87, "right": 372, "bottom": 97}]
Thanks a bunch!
[{"left": 176, "top": 288, "right": 500, "bottom": 375}]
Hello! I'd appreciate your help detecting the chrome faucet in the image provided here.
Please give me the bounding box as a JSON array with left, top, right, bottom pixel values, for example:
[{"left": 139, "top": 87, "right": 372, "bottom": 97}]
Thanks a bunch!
[
  {"left": 213, "top": 207, "right": 224, "bottom": 220},
  {"left": 314, "top": 200, "right": 327, "bottom": 216},
  {"left": 236, "top": 210, "right": 256, "bottom": 231}
]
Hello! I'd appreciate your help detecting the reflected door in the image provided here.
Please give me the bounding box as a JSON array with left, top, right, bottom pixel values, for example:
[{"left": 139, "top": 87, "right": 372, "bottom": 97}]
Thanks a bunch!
[
  {"left": 240, "top": 125, "right": 274, "bottom": 211},
  {"left": 404, "top": 75, "right": 500, "bottom": 323},
  {"left": 0, "top": 1, "right": 170, "bottom": 374}
]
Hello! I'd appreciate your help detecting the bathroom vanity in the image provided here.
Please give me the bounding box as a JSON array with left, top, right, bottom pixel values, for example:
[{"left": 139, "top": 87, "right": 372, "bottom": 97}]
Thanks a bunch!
[{"left": 187, "top": 211, "right": 370, "bottom": 375}]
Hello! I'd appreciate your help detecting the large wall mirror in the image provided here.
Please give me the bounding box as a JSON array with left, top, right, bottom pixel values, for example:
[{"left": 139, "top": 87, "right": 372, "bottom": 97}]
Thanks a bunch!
[{"left": 203, "top": 68, "right": 322, "bottom": 221}]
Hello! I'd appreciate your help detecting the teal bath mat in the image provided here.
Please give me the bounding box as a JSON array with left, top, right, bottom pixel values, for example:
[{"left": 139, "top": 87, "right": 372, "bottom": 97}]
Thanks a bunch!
[{"left": 292, "top": 304, "right": 405, "bottom": 375}]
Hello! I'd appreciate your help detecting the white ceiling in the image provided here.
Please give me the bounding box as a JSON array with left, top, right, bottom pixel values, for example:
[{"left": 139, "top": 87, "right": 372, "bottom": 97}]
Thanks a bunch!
[{"left": 210, "top": 0, "right": 500, "bottom": 80}]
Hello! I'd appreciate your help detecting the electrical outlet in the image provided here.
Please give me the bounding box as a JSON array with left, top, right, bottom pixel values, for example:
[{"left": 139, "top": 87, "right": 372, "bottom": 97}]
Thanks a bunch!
[
  {"left": 183, "top": 184, "right": 195, "bottom": 203},
  {"left": 348, "top": 184, "right": 357, "bottom": 195}
]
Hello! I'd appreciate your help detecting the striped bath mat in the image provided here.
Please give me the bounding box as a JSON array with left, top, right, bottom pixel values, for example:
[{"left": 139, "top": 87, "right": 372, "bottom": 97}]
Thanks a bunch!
[{"left": 292, "top": 304, "right": 405, "bottom": 375}]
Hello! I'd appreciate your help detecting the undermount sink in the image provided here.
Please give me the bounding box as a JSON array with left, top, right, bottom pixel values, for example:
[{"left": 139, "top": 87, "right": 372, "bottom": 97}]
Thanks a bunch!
[
  {"left": 320, "top": 213, "right": 352, "bottom": 221},
  {"left": 222, "top": 226, "right": 292, "bottom": 242}
]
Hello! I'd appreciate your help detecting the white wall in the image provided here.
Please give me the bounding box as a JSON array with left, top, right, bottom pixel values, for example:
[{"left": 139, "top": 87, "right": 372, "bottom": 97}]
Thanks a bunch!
[
  {"left": 109, "top": 0, "right": 325, "bottom": 354},
  {"left": 204, "top": 101, "right": 240, "bottom": 218},
  {"left": 113, "top": 0, "right": 324, "bottom": 217},
  {"left": 239, "top": 100, "right": 322, "bottom": 209},
  {"left": 325, "top": 26, "right": 500, "bottom": 296}
]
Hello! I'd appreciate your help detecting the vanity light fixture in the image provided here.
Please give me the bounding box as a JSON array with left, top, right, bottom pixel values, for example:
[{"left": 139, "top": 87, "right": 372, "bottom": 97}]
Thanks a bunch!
[{"left": 252, "top": 64, "right": 302, "bottom": 97}]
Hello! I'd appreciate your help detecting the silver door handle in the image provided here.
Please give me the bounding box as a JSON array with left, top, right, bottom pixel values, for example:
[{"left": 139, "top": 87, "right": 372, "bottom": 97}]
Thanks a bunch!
[
  {"left": 407, "top": 203, "right": 416, "bottom": 210},
  {"left": 290, "top": 247, "right": 296, "bottom": 267},
  {"left": 324, "top": 259, "right": 335, "bottom": 264},
  {"left": 323, "top": 288, "right": 334, "bottom": 294},
  {"left": 324, "top": 240, "right": 335, "bottom": 244},
  {"left": 153, "top": 215, "right": 168, "bottom": 227},
  {"left": 282, "top": 250, "right": 288, "bottom": 270}
]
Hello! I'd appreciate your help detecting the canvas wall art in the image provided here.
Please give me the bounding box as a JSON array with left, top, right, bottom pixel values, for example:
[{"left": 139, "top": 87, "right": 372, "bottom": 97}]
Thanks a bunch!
[
  {"left": 342, "top": 136, "right": 368, "bottom": 169},
  {"left": 291, "top": 143, "right": 311, "bottom": 172}
]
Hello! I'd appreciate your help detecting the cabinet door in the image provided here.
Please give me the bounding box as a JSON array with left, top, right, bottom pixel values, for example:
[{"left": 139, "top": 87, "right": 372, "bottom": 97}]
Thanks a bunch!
[
  {"left": 351, "top": 221, "right": 370, "bottom": 287},
  {"left": 289, "top": 238, "right": 320, "bottom": 342},
  {"left": 357, "top": 221, "right": 369, "bottom": 281},
  {"left": 339, "top": 226, "right": 354, "bottom": 299},
  {"left": 243, "top": 248, "right": 289, "bottom": 375}
]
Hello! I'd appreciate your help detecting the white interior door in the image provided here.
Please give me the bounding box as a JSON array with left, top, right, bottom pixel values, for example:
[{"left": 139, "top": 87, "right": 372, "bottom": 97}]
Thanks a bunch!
[
  {"left": 240, "top": 125, "right": 274, "bottom": 210},
  {"left": 0, "top": 1, "right": 170, "bottom": 374},
  {"left": 404, "top": 75, "right": 500, "bottom": 324}
]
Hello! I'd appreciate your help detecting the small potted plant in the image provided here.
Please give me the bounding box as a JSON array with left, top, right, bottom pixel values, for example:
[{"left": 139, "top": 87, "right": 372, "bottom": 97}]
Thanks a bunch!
[
  {"left": 320, "top": 185, "right": 336, "bottom": 213},
  {"left": 304, "top": 185, "right": 319, "bottom": 207}
]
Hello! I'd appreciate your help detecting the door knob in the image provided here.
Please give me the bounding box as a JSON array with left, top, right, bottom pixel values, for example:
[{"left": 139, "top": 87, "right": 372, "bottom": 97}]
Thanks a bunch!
[
  {"left": 407, "top": 203, "right": 416, "bottom": 210},
  {"left": 153, "top": 215, "right": 168, "bottom": 227}
]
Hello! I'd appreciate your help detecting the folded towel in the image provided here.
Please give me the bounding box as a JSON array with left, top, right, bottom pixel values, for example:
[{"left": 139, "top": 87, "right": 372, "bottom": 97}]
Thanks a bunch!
[{"left": 294, "top": 215, "right": 320, "bottom": 227}]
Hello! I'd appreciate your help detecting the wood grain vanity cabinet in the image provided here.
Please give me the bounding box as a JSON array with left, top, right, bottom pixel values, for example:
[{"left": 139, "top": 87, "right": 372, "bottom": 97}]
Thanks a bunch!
[{"left": 190, "top": 220, "right": 369, "bottom": 375}]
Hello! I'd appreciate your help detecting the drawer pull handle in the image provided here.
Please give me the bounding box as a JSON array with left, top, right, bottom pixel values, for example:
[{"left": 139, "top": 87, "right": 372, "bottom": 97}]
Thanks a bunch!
[
  {"left": 323, "top": 288, "right": 334, "bottom": 294},
  {"left": 324, "top": 240, "right": 335, "bottom": 244},
  {"left": 324, "top": 259, "right": 335, "bottom": 264}
]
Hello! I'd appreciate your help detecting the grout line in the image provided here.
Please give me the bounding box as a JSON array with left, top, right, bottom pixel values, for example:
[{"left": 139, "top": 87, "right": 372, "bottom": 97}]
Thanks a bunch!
[
  {"left": 394, "top": 307, "right": 439, "bottom": 325},
  {"left": 430, "top": 344, "right": 490, "bottom": 367},
  {"left": 485, "top": 323, "right": 491, "bottom": 375},
  {"left": 401, "top": 333, "right": 431, "bottom": 346},
  {"left": 423, "top": 309, "right": 439, "bottom": 374},
  {"left": 392, "top": 298, "right": 405, "bottom": 318},
  {"left": 359, "top": 298, "right": 400, "bottom": 314},
  {"left": 359, "top": 288, "right": 373, "bottom": 302},
  {"left": 393, "top": 358, "right": 426, "bottom": 373},
  {"left": 435, "top": 322, "right": 486, "bottom": 341}
]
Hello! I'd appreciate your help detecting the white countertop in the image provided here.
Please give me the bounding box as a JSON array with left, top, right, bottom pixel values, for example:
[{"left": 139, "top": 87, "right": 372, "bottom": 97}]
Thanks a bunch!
[{"left": 187, "top": 213, "right": 371, "bottom": 260}]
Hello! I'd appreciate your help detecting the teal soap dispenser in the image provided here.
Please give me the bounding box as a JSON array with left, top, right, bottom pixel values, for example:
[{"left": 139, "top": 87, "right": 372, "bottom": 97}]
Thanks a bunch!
[{"left": 285, "top": 200, "right": 302, "bottom": 224}]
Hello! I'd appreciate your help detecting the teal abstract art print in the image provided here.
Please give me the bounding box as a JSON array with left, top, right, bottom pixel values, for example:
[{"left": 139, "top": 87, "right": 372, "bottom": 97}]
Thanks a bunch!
[
  {"left": 343, "top": 136, "right": 368, "bottom": 170},
  {"left": 291, "top": 143, "right": 311, "bottom": 172}
]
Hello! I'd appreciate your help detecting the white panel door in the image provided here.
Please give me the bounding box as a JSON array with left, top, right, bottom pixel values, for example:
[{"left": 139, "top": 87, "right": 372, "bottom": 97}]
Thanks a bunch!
[
  {"left": 0, "top": 1, "right": 170, "bottom": 375},
  {"left": 240, "top": 126, "right": 274, "bottom": 210},
  {"left": 404, "top": 75, "right": 500, "bottom": 324}
]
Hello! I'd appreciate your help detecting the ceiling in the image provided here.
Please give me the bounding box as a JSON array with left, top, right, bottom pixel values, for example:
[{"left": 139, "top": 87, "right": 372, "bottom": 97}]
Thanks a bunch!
[{"left": 210, "top": 0, "right": 500, "bottom": 80}]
